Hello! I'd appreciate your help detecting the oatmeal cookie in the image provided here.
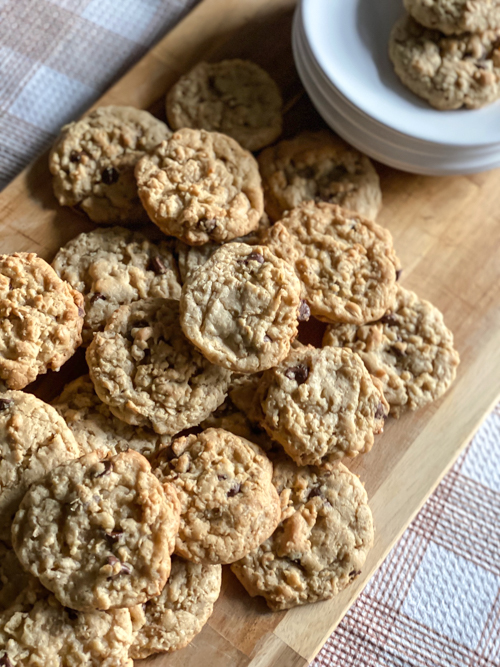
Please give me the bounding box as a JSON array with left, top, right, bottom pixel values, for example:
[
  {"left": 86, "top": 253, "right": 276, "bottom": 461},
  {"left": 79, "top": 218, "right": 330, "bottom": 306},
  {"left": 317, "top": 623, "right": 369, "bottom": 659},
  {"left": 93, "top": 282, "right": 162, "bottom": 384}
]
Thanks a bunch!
[
  {"left": 135, "top": 128, "right": 264, "bottom": 245},
  {"left": 231, "top": 456, "right": 374, "bottom": 610},
  {"left": 0, "top": 541, "right": 41, "bottom": 611},
  {"left": 258, "top": 131, "right": 381, "bottom": 222},
  {"left": 200, "top": 397, "right": 274, "bottom": 452},
  {"left": 263, "top": 202, "right": 399, "bottom": 325},
  {"left": 52, "top": 227, "right": 181, "bottom": 345},
  {"left": 52, "top": 375, "right": 171, "bottom": 459},
  {"left": 404, "top": 0, "right": 500, "bottom": 35},
  {"left": 130, "top": 557, "right": 222, "bottom": 658},
  {"left": 166, "top": 59, "right": 283, "bottom": 151},
  {"left": 180, "top": 243, "right": 303, "bottom": 373},
  {"left": 0, "top": 252, "right": 84, "bottom": 390},
  {"left": 12, "top": 450, "right": 180, "bottom": 612},
  {"left": 0, "top": 391, "right": 81, "bottom": 542},
  {"left": 49, "top": 105, "right": 171, "bottom": 224},
  {"left": 86, "top": 298, "right": 231, "bottom": 434},
  {"left": 389, "top": 15, "right": 500, "bottom": 110},
  {"left": 154, "top": 428, "right": 281, "bottom": 564},
  {"left": 255, "top": 345, "right": 388, "bottom": 467},
  {"left": 323, "top": 286, "right": 460, "bottom": 417}
]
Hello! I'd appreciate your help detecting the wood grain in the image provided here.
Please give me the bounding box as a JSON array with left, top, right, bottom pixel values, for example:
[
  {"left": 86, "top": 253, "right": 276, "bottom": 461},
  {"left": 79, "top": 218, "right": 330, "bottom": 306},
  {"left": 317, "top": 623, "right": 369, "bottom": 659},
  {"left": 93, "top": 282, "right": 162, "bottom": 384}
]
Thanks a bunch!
[{"left": 1, "top": 0, "right": 499, "bottom": 665}]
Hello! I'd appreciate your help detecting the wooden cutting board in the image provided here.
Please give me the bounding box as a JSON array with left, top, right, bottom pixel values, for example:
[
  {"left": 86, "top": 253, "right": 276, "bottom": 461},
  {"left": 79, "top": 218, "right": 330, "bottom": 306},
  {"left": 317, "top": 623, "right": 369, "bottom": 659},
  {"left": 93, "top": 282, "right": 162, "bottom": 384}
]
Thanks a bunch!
[{"left": 1, "top": 0, "right": 500, "bottom": 664}]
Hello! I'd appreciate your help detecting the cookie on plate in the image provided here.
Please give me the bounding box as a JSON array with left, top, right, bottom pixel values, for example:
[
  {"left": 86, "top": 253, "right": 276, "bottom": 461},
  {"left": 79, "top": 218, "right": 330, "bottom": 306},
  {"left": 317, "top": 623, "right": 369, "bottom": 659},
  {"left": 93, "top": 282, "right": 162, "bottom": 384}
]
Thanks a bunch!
[
  {"left": 263, "top": 202, "right": 399, "bottom": 325},
  {"left": 231, "top": 455, "right": 374, "bottom": 610},
  {"left": 52, "top": 227, "right": 181, "bottom": 345},
  {"left": 0, "top": 252, "right": 84, "bottom": 390},
  {"left": 0, "top": 391, "right": 81, "bottom": 542},
  {"left": 135, "top": 128, "right": 264, "bottom": 245},
  {"left": 166, "top": 59, "right": 283, "bottom": 151},
  {"left": 180, "top": 243, "right": 303, "bottom": 373},
  {"left": 49, "top": 105, "right": 171, "bottom": 224},
  {"left": 323, "top": 285, "right": 460, "bottom": 417},
  {"left": 154, "top": 428, "right": 281, "bottom": 564},
  {"left": 52, "top": 375, "right": 171, "bottom": 459},
  {"left": 258, "top": 131, "right": 382, "bottom": 222},
  {"left": 12, "top": 449, "right": 180, "bottom": 612},
  {"left": 87, "top": 298, "right": 231, "bottom": 435},
  {"left": 404, "top": 0, "right": 500, "bottom": 35},
  {"left": 389, "top": 15, "right": 500, "bottom": 110},
  {"left": 254, "top": 345, "right": 388, "bottom": 467},
  {"left": 130, "top": 556, "right": 222, "bottom": 659}
]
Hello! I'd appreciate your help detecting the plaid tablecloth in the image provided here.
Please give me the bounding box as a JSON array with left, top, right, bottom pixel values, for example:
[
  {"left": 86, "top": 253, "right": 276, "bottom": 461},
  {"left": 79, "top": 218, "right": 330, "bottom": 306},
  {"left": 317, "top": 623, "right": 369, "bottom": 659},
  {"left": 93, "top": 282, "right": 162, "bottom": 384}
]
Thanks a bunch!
[{"left": 1, "top": 2, "right": 500, "bottom": 665}]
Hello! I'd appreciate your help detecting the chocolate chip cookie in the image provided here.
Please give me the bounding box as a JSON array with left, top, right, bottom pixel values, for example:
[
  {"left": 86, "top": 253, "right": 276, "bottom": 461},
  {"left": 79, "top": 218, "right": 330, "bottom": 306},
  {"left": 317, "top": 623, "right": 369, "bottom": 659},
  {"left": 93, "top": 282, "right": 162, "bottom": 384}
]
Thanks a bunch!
[
  {"left": 135, "top": 128, "right": 264, "bottom": 245},
  {"left": 389, "top": 15, "right": 500, "bottom": 109},
  {"left": 86, "top": 298, "right": 231, "bottom": 434},
  {"left": 52, "top": 375, "right": 171, "bottom": 459},
  {"left": 154, "top": 428, "right": 281, "bottom": 564},
  {"left": 404, "top": 0, "right": 500, "bottom": 35},
  {"left": 231, "top": 455, "right": 374, "bottom": 610},
  {"left": 166, "top": 59, "right": 283, "bottom": 151},
  {"left": 258, "top": 131, "right": 382, "bottom": 222},
  {"left": 49, "top": 105, "right": 171, "bottom": 224},
  {"left": 0, "top": 540, "right": 40, "bottom": 611},
  {"left": 0, "top": 252, "right": 84, "bottom": 390},
  {"left": 323, "top": 286, "right": 460, "bottom": 417},
  {"left": 180, "top": 243, "right": 303, "bottom": 373},
  {"left": 0, "top": 390, "right": 81, "bottom": 543},
  {"left": 52, "top": 227, "right": 181, "bottom": 345},
  {"left": 12, "top": 449, "right": 180, "bottom": 611},
  {"left": 130, "top": 557, "right": 222, "bottom": 658},
  {"left": 263, "top": 202, "right": 399, "bottom": 325},
  {"left": 255, "top": 345, "right": 388, "bottom": 467}
]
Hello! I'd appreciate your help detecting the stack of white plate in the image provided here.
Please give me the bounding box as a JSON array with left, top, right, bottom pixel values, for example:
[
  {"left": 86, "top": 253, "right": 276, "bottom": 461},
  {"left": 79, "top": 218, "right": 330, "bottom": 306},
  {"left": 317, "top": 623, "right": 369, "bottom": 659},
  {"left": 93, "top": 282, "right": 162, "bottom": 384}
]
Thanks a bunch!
[{"left": 293, "top": 0, "right": 500, "bottom": 176}]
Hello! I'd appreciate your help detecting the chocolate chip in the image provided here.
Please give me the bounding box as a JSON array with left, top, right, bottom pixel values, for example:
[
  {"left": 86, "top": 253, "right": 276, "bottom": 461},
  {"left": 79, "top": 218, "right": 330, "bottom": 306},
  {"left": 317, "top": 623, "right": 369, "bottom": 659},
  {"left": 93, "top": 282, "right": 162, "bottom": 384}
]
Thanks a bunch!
[
  {"left": 120, "top": 562, "right": 132, "bottom": 575},
  {"left": 69, "top": 150, "right": 82, "bottom": 163},
  {"left": 0, "top": 657, "right": 12, "bottom": 667},
  {"left": 198, "top": 217, "right": 217, "bottom": 232},
  {"left": 308, "top": 487, "right": 322, "bottom": 500},
  {"left": 292, "top": 558, "right": 303, "bottom": 567},
  {"left": 149, "top": 256, "right": 167, "bottom": 274},
  {"left": 218, "top": 474, "right": 228, "bottom": 481},
  {"left": 105, "top": 530, "right": 124, "bottom": 543},
  {"left": 374, "top": 403, "right": 386, "bottom": 420},
  {"left": 78, "top": 306, "right": 85, "bottom": 317},
  {"left": 108, "top": 555, "right": 120, "bottom": 567},
  {"left": 284, "top": 364, "right": 309, "bottom": 385},
  {"left": 390, "top": 345, "right": 406, "bottom": 358},
  {"left": 379, "top": 313, "right": 398, "bottom": 326},
  {"left": 93, "top": 460, "right": 113, "bottom": 478},
  {"left": 298, "top": 300, "right": 311, "bottom": 322},
  {"left": 246, "top": 252, "right": 265, "bottom": 264},
  {"left": 65, "top": 607, "right": 78, "bottom": 621},
  {"left": 0, "top": 398, "right": 13, "bottom": 411},
  {"left": 349, "top": 570, "right": 361, "bottom": 579},
  {"left": 227, "top": 483, "right": 241, "bottom": 497},
  {"left": 90, "top": 292, "right": 106, "bottom": 303},
  {"left": 395, "top": 269, "right": 402, "bottom": 282},
  {"left": 101, "top": 166, "right": 119, "bottom": 185}
]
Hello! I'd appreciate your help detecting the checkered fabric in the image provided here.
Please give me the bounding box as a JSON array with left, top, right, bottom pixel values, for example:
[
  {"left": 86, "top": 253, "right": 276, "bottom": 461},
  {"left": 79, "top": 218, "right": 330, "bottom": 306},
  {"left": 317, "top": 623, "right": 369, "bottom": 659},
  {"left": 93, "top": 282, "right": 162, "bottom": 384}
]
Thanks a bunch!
[{"left": 1, "top": 2, "right": 500, "bottom": 665}]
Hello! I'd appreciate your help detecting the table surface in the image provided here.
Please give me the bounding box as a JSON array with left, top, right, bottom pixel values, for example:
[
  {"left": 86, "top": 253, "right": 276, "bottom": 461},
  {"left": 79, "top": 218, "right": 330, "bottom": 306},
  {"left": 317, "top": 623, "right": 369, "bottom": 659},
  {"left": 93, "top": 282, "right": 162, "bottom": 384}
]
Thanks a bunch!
[{"left": 1, "top": 1, "right": 500, "bottom": 666}]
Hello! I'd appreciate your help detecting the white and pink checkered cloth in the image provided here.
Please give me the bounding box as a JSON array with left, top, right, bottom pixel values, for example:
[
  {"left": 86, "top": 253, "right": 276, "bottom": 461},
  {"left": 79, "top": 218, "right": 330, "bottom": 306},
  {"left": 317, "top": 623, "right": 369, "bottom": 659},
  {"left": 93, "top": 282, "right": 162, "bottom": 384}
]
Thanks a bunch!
[{"left": 1, "top": 2, "right": 500, "bottom": 665}]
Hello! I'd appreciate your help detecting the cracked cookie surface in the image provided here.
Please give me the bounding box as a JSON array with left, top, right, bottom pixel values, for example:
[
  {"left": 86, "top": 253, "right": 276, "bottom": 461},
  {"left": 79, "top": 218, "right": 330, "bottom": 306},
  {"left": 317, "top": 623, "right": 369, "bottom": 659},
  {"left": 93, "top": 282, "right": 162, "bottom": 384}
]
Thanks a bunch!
[
  {"left": 404, "top": 0, "right": 500, "bottom": 35},
  {"left": 258, "top": 131, "right": 381, "bottom": 222},
  {"left": 323, "top": 286, "right": 460, "bottom": 417},
  {"left": 52, "top": 227, "right": 181, "bottom": 345},
  {"left": 154, "top": 428, "right": 281, "bottom": 564},
  {"left": 0, "top": 252, "right": 84, "bottom": 390},
  {"left": 12, "top": 449, "right": 180, "bottom": 611},
  {"left": 180, "top": 243, "right": 302, "bottom": 373},
  {"left": 135, "top": 128, "right": 263, "bottom": 245},
  {"left": 49, "top": 105, "right": 171, "bottom": 224},
  {"left": 166, "top": 59, "right": 282, "bottom": 151},
  {"left": 231, "top": 456, "right": 374, "bottom": 610}
]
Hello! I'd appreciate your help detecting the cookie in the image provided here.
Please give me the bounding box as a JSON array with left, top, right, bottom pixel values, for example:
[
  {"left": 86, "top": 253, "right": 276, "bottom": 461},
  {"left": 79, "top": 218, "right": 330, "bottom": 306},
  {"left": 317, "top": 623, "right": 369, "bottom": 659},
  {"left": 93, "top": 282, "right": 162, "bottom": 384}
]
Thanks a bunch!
[
  {"left": 52, "top": 227, "right": 181, "bottom": 345},
  {"left": 200, "top": 397, "right": 274, "bottom": 452},
  {"left": 323, "top": 286, "right": 460, "bottom": 418},
  {"left": 0, "top": 593, "right": 138, "bottom": 667},
  {"left": 254, "top": 345, "right": 388, "bottom": 467},
  {"left": 180, "top": 243, "right": 303, "bottom": 373},
  {"left": 49, "top": 105, "right": 171, "bottom": 224},
  {"left": 263, "top": 202, "right": 399, "bottom": 325},
  {"left": 12, "top": 449, "right": 180, "bottom": 612},
  {"left": 166, "top": 59, "right": 283, "bottom": 151},
  {"left": 135, "top": 128, "right": 264, "bottom": 245},
  {"left": 86, "top": 298, "right": 231, "bottom": 435},
  {"left": 231, "top": 456, "right": 374, "bottom": 610},
  {"left": 52, "top": 375, "right": 171, "bottom": 459},
  {"left": 130, "top": 556, "right": 222, "bottom": 659},
  {"left": 0, "top": 252, "right": 84, "bottom": 390},
  {"left": 389, "top": 15, "right": 500, "bottom": 110},
  {"left": 258, "top": 131, "right": 382, "bottom": 222},
  {"left": 0, "top": 541, "right": 41, "bottom": 611},
  {"left": 404, "top": 0, "right": 500, "bottom": 35},
  {"left": 0, "top": 390, "right": 81, "bottom": 542},
  {"left": 154, "top": 428, "right": 281, "bottom": 564}
]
